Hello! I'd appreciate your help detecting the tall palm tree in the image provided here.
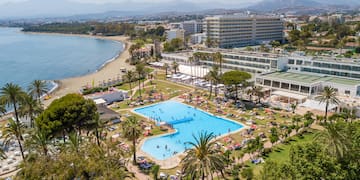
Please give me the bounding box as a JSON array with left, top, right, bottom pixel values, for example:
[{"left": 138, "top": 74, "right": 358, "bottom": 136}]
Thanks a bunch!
[
  {"left": 316, "top": 86, "right": 340, "bottom": 123},
  {"left": 19, "top": 94, "right": 42, "bottom": 128},
  {"left": 84, "top": 114, "right": 103, "bottom": 146},
  {"left": 122, "top": 116, "right": 141, "bottom": 164},
  {"left": 205, "top": 65, "right": 220, "bottom": 99},
  {"left": 2, "top": 119, "right": 25, "bottom": 159},
  {"left": 124, "top": 70, "right": 135, "bottom": 97},
  {"left": 28, "top": 80, "right": 49, "bottom": 105},
  {"left": 213, "top": 52, "right": 223, "bottom": 74},
  {"left": 181, "top": 132, "right": 226, "bottom": 180},
  {"left": 0, "top": 83, "right": 26, "bottom": 125},
  {"left": 163, "top": 63, "right": 170, "bottom": 76},
  {"left": 172, "top": 61, "right": 179, "bottom": 74},
  {"left": 188, "top": 56, "right": 194, "bottom": 82},
  {"left": 135, "top": 64, "right": 145, "bottom": 98},
  {"left": 314, "top": 122, "right": 349, "bottom": 159}
]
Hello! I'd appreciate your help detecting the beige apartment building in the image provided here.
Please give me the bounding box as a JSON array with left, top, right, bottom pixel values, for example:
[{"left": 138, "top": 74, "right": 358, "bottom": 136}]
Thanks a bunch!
[{"left": 203, "top": 15, "right": 284, "bottom": 48}]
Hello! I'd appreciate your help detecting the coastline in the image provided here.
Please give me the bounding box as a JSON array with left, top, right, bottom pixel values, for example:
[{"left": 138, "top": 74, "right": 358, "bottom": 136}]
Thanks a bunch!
[{"left": 37, "top": 33, "right": 134, "bottom": 106}]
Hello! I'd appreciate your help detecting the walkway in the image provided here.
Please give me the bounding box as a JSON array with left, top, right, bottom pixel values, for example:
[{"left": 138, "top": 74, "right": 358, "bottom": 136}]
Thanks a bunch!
[{"left": 126, "top": 163, "right": 150, "bottom": 180}]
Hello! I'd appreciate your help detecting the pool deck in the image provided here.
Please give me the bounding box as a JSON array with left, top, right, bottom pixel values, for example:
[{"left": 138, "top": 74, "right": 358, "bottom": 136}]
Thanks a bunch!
[{"left": 132, "top": 98, "right": 248, "bottom": 169}]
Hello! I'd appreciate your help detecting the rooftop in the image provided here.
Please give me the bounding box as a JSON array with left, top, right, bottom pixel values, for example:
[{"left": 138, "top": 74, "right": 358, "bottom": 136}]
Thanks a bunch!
[
  {"left": 259, "top": 71, "right": 360, "bottom": 86},
  {"left": 261, "top": 72, "right": 324, "bottom": 84}
]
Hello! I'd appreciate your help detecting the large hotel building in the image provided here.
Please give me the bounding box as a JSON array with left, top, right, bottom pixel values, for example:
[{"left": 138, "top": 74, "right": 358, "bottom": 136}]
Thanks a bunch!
[
  {"left": 203, "top": 15, "right": 284, "bottom": 48},
  {"left": 162, "top": 50, "right": 360, "bottom": 98}
]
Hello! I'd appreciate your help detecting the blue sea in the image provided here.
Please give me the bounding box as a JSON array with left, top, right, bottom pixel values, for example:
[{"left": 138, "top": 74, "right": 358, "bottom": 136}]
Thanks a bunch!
[{"left": 0, "top": 27, "right": 124, "bottom": 90}]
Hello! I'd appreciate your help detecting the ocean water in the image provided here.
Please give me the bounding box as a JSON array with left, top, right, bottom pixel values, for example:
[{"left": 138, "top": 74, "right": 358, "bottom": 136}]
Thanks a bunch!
[{"left": 0, "top": 27, "right": 124, "bottom": 90}]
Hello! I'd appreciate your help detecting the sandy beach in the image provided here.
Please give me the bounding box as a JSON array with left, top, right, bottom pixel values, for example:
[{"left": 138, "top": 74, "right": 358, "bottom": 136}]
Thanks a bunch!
[{"left": 43, "top": 35, "right": 134, "bottom": 106}]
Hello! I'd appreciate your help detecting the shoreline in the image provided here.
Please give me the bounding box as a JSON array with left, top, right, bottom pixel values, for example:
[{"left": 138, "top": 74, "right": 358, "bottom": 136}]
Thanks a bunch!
[
  {"left": 35, "top": 32, "right": 134, "bottom": 106},
  {"left": 0, "top": 31, "right": 133, "bottom": 117}
]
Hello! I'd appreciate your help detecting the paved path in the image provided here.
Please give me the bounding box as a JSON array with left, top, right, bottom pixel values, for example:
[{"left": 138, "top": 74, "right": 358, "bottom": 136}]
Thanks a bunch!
[{"left": 126, "top": 163, "right": 150, "bottom": 180}]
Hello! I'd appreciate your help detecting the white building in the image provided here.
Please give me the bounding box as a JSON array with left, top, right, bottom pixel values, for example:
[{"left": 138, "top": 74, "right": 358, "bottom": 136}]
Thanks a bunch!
[
  {"left": 203, "top": 15, "right": 284, "bottom": 48},
  {"left": 162, "top": 49, "right": 360, "bottom": 98},
  {"left": 182, "top": 20, "right": 203, "bottom": 35},
  {"left": 190, "top": 33, "right": 206, "bottom": 44}
]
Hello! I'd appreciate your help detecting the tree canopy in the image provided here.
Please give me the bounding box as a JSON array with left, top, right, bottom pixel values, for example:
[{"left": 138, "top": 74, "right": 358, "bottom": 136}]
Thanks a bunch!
[
  {"left": 36, "top": 93, "right": 98, "bottom": 138},
  {"left": 221, "top": 71, "right": 252, "bottom": 86}
]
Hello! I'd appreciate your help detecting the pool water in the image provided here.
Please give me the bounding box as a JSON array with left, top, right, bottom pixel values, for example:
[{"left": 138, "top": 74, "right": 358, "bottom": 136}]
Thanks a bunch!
[{"left": 134, "top": 101, "right": 244, "bottom": 160}]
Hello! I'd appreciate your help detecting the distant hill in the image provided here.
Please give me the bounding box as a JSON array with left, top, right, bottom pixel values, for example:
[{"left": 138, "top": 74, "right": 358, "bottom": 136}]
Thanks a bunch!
[
  {"left": 249, "top": 0, "right": 360, "bottom": 11},
  {"left": 248, "top": 0, "right": 322, "bottom": 11},
  {"left": 316, "top": 0, "right": 360, "bottom": 5}
]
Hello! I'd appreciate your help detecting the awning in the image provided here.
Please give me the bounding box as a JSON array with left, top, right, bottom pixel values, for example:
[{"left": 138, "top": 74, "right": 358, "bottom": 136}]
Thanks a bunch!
[
  {"left": 271, "top": 91, "right": 307, "bottom": 100},
  {"left": 300, "top": 99, "right": 338, "bottom": 111}
]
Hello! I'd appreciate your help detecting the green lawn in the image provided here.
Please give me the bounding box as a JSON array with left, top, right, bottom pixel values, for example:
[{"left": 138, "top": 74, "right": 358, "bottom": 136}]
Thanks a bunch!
[{"left": 248, "top": 130, "right": 316, "bottom": 176}]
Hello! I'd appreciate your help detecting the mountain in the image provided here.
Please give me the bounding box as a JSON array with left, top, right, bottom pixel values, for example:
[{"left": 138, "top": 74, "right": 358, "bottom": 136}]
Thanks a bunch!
[
  {"left": 248, "top": 0, "right": 322, "bottom": 11},
  {"left": 248, "top": 0, "right": 360, "bottom": 11},
  {"left": 316, "top": 0, "right": 360, "bottom": 5}
]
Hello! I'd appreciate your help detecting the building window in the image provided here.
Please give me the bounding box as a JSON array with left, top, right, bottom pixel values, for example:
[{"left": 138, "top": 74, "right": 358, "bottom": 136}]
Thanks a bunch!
[
  {"left": 264, "top": 80, "right": 271, "bottom": 86},
  {"left": 290, "top": 84, "right": 299, "bottom": 91},
  {"left": 288, "top": 59, "right": 295, "bottom": 64},
  {"left": 345, "top": 90, "right": 350, "bottom": 95}
]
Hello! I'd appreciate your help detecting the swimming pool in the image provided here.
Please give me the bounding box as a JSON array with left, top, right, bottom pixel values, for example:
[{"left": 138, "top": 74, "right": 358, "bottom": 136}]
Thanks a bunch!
[{"left": 134, "top": 101, "right": 244, "bottom": 160}]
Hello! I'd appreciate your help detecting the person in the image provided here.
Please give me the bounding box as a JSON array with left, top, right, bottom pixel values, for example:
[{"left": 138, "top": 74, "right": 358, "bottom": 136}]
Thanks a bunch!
[{"left": 165, "top": 145, "right": 168, "bottom": 149}]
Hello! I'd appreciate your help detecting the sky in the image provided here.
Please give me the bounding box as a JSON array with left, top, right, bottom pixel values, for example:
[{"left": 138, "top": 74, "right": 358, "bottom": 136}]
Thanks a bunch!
[
  {"left": 0, "top": 0, "right": 261, "bottom": 18},
  {"left": 0, "top": 0, "right": 257, "bottom": 5}
]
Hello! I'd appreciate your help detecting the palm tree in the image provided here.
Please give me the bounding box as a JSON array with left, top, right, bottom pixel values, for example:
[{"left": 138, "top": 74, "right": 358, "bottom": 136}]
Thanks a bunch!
[
  {"left": 314, "top": 123, "right": 349, "bottom": 159},
  {"left": 290, "top": 103, "right": 298, "bottom": 114},
  {"left": 188, "top": 56, "right": 194, "bottom": 83},
  {"left": 122, "top": 116, "right": 141, "bottom": 164},
  {"left": 292, "top": 115, "right": 302, "bottom": 127},
  {"left": 19, "top": 94, "right": 42, "bottom": 128},
  {"left": 316, "top": 86, "right": 340, "bottom": 123},
  {"left": 213, "top": 52, "right": 223, "bottom": 74},
  {"left": 28, "top": 80, "right": 49, "bottom": 105},
  {"left": 0, "top": 83, "right": 26, "bottom": 125},
  {"left": 253, "top": 86, "right": 264, "bottom": 104},
  {"left": 163, "top": 63, "right": 170, "bottom": 76},
  {"left": 0, "top": 103, "right": 6, "bottom": 116},
  {"left": 124, "top": 70, "right": 135, "bottom": 96},
  {"left": 316, "top": 115, "right": 324, "bottom": 123},
  {"left": 205, "top": 65, "right": 220, "bottom": 99},
  {"left": 245, "top": 136, "right": 263, "bottom": 160},
  {"left": 246, "top": 88, "right": 254, "bottom": 103},
  {"left": 68, "top": 132, "right": 81, "bottom": 153},
  {"left": 26, "top": 128, "right": 52, "bottom": 156},
  {"left": 181, "top": 132, "right": 226, "bottom": 180},
  {"left": 2, "top": 119, "right": 25, "bottom": 159},
  {"left": 135, "top": 64, "right": 145, "bottom": 98},
  {"left": 84, "top": 114, "right": 103, "bottom": 146},
  {"left": 270, "top": 40, "right": 281, "bottom": 53},
  {"left": 172, "top": 61, "right": 179, "bottom": 74}
]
